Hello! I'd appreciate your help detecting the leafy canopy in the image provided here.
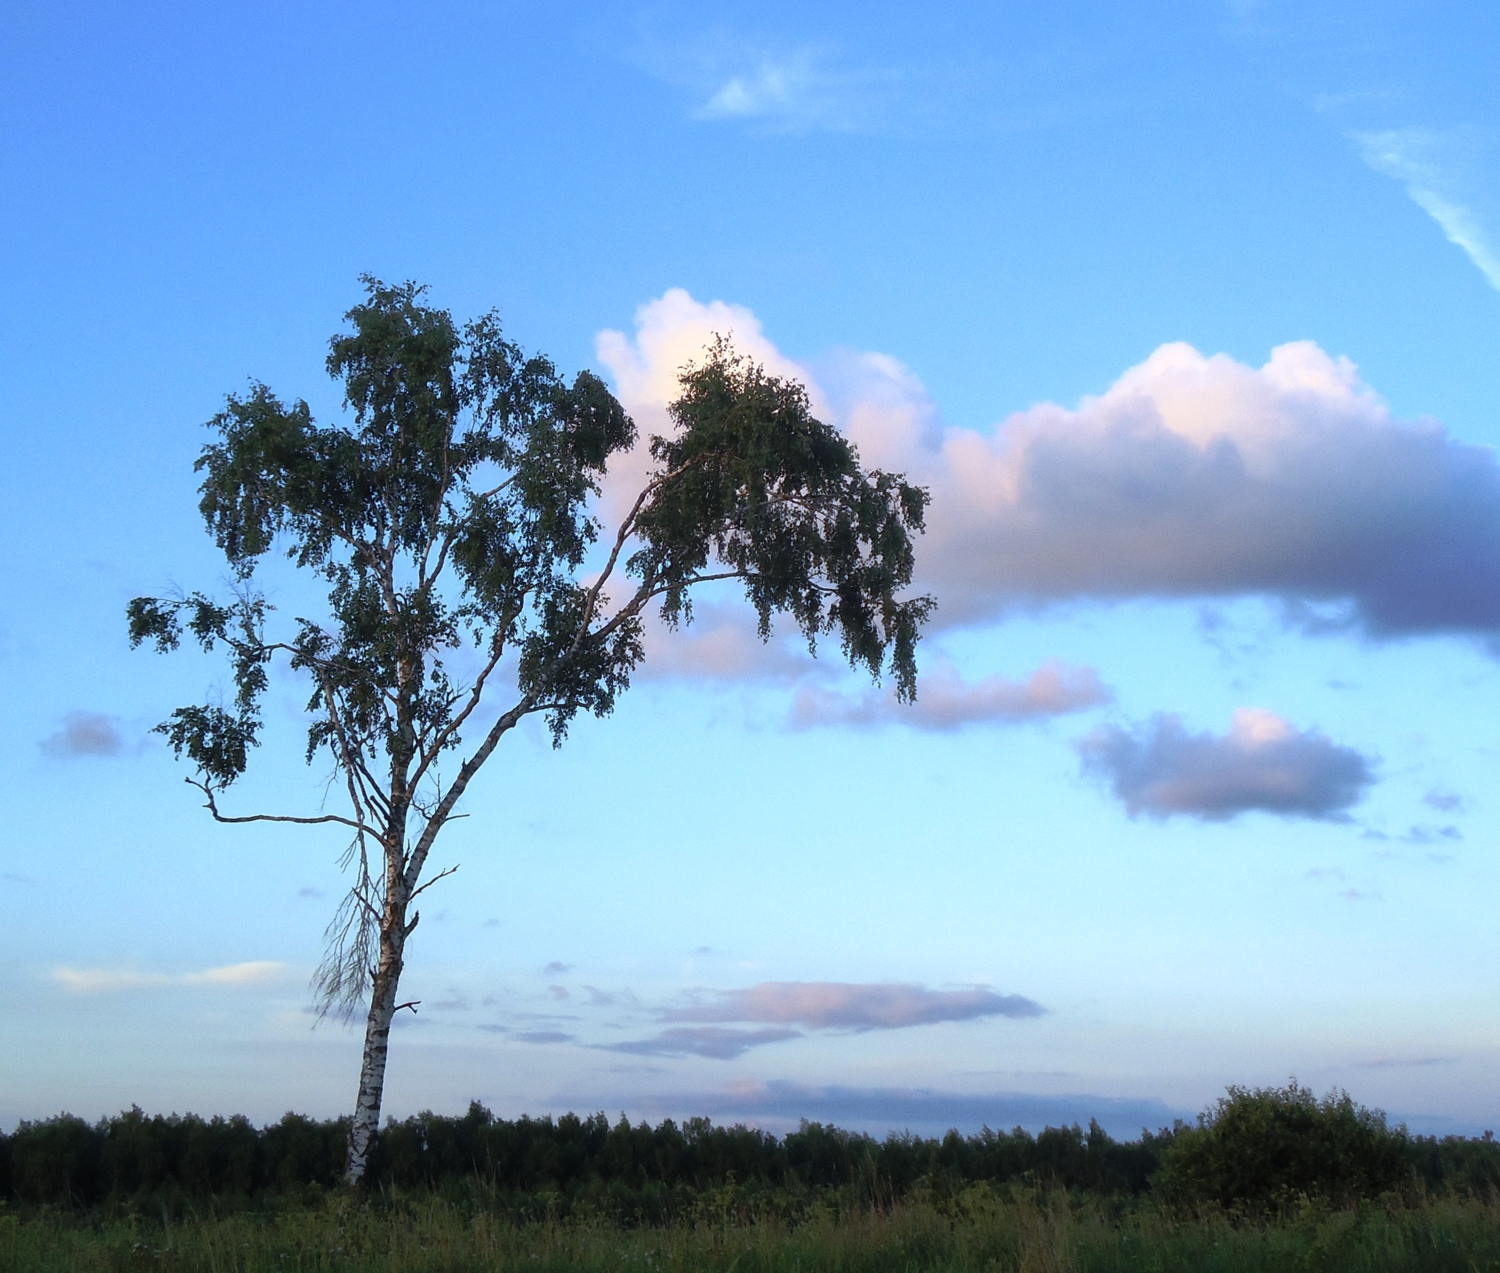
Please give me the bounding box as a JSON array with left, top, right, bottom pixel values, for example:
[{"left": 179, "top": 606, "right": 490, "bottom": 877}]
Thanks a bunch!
[{"left": 129, "top": 279, "right": 930, "bottom": 810}]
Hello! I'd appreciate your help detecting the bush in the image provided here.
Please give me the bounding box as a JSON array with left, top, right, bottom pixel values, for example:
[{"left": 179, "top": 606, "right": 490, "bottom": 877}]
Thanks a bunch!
[{"left": 1154, "top": 1080, "right": 1414, "bottom": 1211}]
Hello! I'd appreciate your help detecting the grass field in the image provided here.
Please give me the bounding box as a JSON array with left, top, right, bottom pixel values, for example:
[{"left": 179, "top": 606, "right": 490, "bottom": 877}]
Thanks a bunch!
[{"left": 6, "top": 1187, "right": 1500, "bottom": 1273}]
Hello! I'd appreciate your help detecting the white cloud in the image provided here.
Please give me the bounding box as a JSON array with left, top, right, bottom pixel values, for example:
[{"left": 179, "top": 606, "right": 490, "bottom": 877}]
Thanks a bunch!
[
  {"left": 54, "top": 960, "right": 286, "bottom": 993},
  {"left": 597, "top": 291, "right": 1500, "bottom": 653},
  {"left": 791, "top": 661, "right": 1110, "bottom": 730},
  {"left": 1354, "top": 128, "right": 1500, "bottom": 291},
  {"left": 1077, "top": 708, "right": 1374, "bottom": 821}
]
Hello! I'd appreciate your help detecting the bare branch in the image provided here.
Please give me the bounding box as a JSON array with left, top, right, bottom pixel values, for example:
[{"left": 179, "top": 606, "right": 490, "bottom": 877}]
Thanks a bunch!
[
  {"left": 190, "top": 778, "right": 367, "bottom": 832},
  {"left": 410, "top": 863, "right": 459, "bottom": 901}
]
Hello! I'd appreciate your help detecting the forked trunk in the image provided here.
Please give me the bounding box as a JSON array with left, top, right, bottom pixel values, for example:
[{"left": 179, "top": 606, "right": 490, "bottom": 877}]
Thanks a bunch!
[{"left": 344, "top": 905, "right": 407, "bottom": 1184}]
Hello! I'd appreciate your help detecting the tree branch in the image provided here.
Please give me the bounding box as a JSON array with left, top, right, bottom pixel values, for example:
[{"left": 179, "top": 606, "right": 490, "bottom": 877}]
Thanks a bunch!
[{"left": 189, "top": 778, "right": 367, "bottom": 832}]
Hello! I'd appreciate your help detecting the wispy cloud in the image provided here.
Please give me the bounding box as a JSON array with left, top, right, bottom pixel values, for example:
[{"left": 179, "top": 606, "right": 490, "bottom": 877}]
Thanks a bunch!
[
  {"left": 662, "top": 982, "right": 1043, "bottom": 1030},
  {"left": 580, "top": 982, "right": 1042, "bottom": 1060},
  {"left": 40, "top": 711, "right": 127, "bottom": 758},
  {"left": 1079, "top": 708, "right": 1374, "bottom": 821},
  {"left": 54, "top": 960, "right": 286, "bottom": 993},
  {"left": 1354, "top": 128, "right": 1500, "bottom": 291},
  {"left": 791, "top": 662, "right": 1110, "bottom": 731},
  {"left": 602, "top": 1026, "right": 802, "bottom": 1060}
]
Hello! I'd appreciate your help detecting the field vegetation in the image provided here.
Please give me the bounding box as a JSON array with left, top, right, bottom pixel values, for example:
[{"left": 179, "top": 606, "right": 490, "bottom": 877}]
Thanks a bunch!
[{"left": 3, "top": 1084, "right": 1498, "bottom": 1271}]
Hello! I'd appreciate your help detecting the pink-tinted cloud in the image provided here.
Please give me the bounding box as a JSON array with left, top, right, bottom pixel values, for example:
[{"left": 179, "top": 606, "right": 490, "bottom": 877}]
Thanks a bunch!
[
  {"left": 661, "top": 981, "right": 1043, "bottom": 1030},
  {"left": 1078, "top": 708, "right": 1374, "bottom": 821},
  {"left": 791, "top": 661, "right": 1110, "bottom": 730},
  {"left": 596, "top": 292, "right": 1500, "bottom": 641}
]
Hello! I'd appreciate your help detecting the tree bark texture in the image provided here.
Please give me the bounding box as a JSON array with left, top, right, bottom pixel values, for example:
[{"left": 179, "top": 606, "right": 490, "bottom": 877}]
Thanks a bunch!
[
  {"left": 344, "top": 896, "right": 407, "bottom": 1184},
  {"left": 344, "top": 790, "right": 412, "bottom": 1186}
]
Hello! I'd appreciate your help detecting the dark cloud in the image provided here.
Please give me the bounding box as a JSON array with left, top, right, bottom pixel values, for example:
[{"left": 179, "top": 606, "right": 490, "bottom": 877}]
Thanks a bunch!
[
  {"left": 791, "top": 663, "right": 1110, "bottom": 731},
  {"left": 40, "top": 711, "right": 126, "bottom": 758},
  {"left": 297, "top": 886, "right": 325, "bottom": 899},
  {"left": 548, "top": 984, "right": 571, "bottom": 1000},
  {"left": 1078, "top": 708, "right": 1373, "bottom": 821},
  {"left": 602, "top": 1026, "right": 801, "bottom": 1060},
  {"left": 544, "top": 961, "right": 574, "bottom": 974},
  {"left": 515, "top": 1030, "right": 575, "bottom": 1045},
  {"left": 1423, "top": 789, "right": 1465, "bottom": 814},
  {"left": 662, "top": 982, "right": 1043, "bottom": 1030}
]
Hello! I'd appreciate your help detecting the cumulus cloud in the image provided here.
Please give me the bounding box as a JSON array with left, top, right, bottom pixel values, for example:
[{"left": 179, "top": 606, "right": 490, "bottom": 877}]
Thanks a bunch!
[
  {"left": 54, "top": 960, "right": 285, "bottom": 992},
  {"left": 661, "top": 982, "right": 1043, "bottom": 1030},
  {"left": 597, "top": 292, "right": 1500, "bottom": 643},
  {"left": 40, "top": 711, "right": 126, "bottom": 758},
  {"left": 603, "top": 1026, "right": 802, "bottom": 1060},
  {"left": 1354, "top": 128, "right": 1500, "bottom": 291},
  {"left": 791, "top": 662, "right": 1109, "bottom": 730},
  {"left": 1078, "top": 708, "right": 1373, "bottom": 821}
]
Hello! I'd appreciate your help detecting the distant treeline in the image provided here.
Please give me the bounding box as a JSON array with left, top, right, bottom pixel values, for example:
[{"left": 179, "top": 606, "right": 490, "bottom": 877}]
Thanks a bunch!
[{"left": 4, "top": 1085, "right": 1499, "bottom": 1220}]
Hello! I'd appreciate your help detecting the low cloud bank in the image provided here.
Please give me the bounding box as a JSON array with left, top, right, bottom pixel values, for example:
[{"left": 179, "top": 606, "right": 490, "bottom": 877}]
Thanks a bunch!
[
  {"left": 598, "top": 293, "right": 1500, "bottom": 645},
  {"left": 637, "top": 1080, "right": 1184, "bottom": 1139},
  {"left": 792, "top": 662, "right": 1109, "bottom": 730},
  {"left": 1078, "top": 708, "right": 1374, "bottom": 821}
]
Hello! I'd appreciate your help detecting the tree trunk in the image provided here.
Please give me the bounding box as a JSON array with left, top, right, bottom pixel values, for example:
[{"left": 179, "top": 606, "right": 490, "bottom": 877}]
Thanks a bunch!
[{"left": 344, "top": 918, "right": 406, "bottom": 1185}]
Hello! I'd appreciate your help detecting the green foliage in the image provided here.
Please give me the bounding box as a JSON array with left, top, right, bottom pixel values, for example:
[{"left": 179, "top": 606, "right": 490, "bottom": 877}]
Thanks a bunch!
[
  {"left": 127, "top": 283, "right": 932, "bottom": 1043},
  {"left": 129, "top": 278, "right": 646, "bottom": 794},
  {"left": 129, "top": 281, "right": 930, "bottom": 801},
  {"left": 637, "top": 339, "right": 931, "bottom": 701},
  {"left": 0, "top": 1106, "right": 1165, "bottom": 1215},
  {"left": 9, "top": 1096, "right": 1497, "bottom": 1220},
  {"left": 1153, "top": 1081, "right": 1417, "bottom": 1212}
]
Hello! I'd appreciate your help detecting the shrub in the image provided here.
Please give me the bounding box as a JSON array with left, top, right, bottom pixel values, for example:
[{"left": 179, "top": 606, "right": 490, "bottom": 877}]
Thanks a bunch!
[{"left": 1154, "top": 1080, "right": 1414, "bottom": 1211}]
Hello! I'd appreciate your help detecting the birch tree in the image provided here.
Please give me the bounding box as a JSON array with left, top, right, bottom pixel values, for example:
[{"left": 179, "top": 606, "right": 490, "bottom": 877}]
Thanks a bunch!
[{"left": 128, "top": 279, "right": 932, "bottom": 1185}]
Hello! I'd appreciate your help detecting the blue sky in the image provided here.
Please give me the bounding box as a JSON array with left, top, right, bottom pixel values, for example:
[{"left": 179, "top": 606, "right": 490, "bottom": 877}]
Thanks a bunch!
[{"left": 4, "top": 0, "right": 1500, "bottom": 1138}]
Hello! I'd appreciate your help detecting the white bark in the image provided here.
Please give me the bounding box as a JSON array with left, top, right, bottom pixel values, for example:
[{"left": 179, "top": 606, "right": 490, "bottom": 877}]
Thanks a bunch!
[{"left": 344, "top": 924, "right": 405, "bottom": 1185}]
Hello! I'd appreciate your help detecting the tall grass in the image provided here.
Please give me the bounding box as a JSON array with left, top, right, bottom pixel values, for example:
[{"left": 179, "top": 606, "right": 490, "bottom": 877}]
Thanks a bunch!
[{"left": 6, "top": 1186, "right": 1500, "bottom": 1273}]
